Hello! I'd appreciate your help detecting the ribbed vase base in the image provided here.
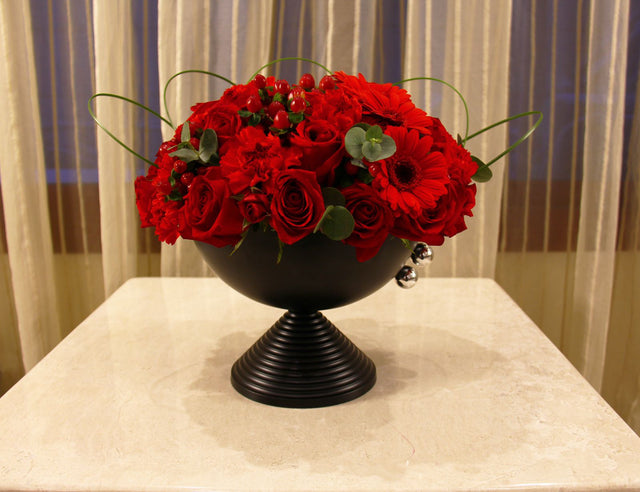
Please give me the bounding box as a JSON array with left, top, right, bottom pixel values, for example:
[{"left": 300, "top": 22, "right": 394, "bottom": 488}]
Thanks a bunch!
[{"left": 230, "top": 311, "right": 376, "bottom": 408}]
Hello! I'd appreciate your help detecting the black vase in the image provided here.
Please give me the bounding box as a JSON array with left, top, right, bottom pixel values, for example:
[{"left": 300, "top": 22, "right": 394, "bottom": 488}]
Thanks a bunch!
[{"left": 196, "top": 231, "right": 411, "bottom": 408}]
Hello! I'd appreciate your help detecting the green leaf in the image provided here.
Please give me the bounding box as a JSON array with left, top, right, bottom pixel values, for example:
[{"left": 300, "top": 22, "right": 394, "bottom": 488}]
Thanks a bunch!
[
  {"left": 248, "top": 113, "right": 262, "bottom": 126},
  {"left": 322, "top": 187, "right": 346, "bottom": 206},
  {"left": 365, "top": 125, "right": 383, "bottom": 142},
  {"left": 319, "top": 205, "right": 355, "bottom": 241},
  {"left": 377, "top": 134, "right": 397, "bottom": 160},
  {"left": 350, "top": 159, "right": 367, "bottom": 169},
  {"left": 181, "top": 121, "right": 191, "bottom": 143},
  {"left": 352, "top": 122, "right": 371, "bottom": 132},
  {"left": 400, "top": 238, "right": 412, "bottom": 250},
  {"left": 199, "top": 128, "right": 218, "bottom": 163},
  {"left": 276, "top": 239, "right": 284, "bottom": 264},
  {"left": 357, "top": 168, "right": 373, "bottom": 184},
  {"left": 345, "top": 127, "right": 367, "bottom": 159},
  {"left": 362, "top": 140, "right": 382, "bottom": 161},
  {"left": 238, "top": 109, "right": 253, "bottom": 118},
  {"left": 289, "top": 112, "right": 304, "bottom": 124},
  {"left": 471, "top": 156, "right": 493, "bottom": 182},
  {"left": 169, "top": 148, "right": 199, "bottom": 163},
  {"left": 166, "top": 190, "right": 184, "bottom": 201},
  {"left": 314, "top": 205, "right": 334, "bottom": 233},
  {"left": 229, "top": 230, "right": 249, "bottom": 256}
]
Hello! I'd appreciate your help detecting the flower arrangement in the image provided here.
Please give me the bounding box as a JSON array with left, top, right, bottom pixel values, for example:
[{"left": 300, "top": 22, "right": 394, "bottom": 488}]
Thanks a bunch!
[{"left": 91, "top": 59, "right": 541, "bottom": 263}]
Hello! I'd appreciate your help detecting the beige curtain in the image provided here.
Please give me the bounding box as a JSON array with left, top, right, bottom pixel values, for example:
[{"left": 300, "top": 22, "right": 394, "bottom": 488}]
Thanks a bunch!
[{"left": 1, "top": 0, "right": 640, "bottom": 437}]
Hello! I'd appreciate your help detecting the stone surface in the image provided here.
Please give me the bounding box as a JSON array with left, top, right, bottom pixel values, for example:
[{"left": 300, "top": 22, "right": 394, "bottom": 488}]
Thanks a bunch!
[{"left": 1, "top": 277, "right": 640, "bottom": 491}]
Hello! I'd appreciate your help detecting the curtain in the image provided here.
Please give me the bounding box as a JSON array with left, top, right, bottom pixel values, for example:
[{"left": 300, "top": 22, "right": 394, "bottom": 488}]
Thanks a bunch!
[{"left": 0, "top": 0, "right": 639, "bottom": 435}]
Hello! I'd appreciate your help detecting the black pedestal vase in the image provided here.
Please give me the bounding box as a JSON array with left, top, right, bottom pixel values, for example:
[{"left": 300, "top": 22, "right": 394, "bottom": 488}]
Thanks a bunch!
[{"left": 196, "top": 231, "right": 410, "bottom": 408}]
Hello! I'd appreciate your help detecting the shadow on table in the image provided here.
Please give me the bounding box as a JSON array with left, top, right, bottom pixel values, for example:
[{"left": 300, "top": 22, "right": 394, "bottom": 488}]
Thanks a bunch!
[{"left": 182, "top": 317, "right": 522, "bottom": 483}]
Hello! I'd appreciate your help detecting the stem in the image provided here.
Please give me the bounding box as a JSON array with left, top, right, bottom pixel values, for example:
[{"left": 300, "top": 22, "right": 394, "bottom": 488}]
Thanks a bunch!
[
  {"left": 470, "top": 111, "right": 543, "bottom": 169},
  {"left": 393, "top": 76, "right": 470, "bottom": 143},
  {"left": 88, "top": 93, "right": 171, "bottom": 167},
  {"left": 162, "top": 70, "right": 236, "bottom": 128},
  {"left": 248, "top": 57, "right": 333, "bottom": 82}
]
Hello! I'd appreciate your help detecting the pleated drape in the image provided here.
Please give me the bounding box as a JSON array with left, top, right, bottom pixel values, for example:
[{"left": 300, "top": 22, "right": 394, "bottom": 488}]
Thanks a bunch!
[{"left": 0, "top": 0, "right": 61, "bottom": 371}]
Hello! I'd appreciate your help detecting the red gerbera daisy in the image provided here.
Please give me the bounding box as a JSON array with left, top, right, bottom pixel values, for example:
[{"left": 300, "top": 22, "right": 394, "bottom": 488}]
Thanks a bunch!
[
  {"left": 370, "top": 126, "right": 449, "bottom": 217},
  {"left": 333, "top": 71, "right": 432, "bottom": 134}
]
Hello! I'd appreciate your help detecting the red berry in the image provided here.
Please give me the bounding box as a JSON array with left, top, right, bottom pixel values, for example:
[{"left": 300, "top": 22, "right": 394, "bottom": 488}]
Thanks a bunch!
[
  {"left": 246, "top": 94, "right": 262, "bottom": 113},
  {"left": 273, "top": 79, "right": 290, "bottom": 95},
  {"left": 267, "top": 101, "right": 286, "bottom": 118},
  {"left": 288, "top": 87, "right": 306, "bottom": 100},
  {"left": 173, "top": 160, "right": 187, "bottom": 174},
  {"left": 319, "top": 75, "right": 336, "bottom": 91},
  {"left": 289, "top": 97, "right": 306, "bottom": 113},
  {"left": 273, "top": 110, "right": 290, "bottom": 130},
  {"left": 180, "top": 172, "right": 194, "bottom": 186},
  {"left": 298, "top": 73, "right": 315, "bottom": 90},
  {"left": 253, "top": 74, "right": 267, "bottom": 89}
]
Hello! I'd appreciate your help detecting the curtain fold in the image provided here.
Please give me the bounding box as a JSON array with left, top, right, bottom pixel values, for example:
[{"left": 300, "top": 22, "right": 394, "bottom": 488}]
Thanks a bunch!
[
  {"left": 0, "top": 0, "right": 61, "bottom": 371},
  {"left": 404, "top": 0, "right": 511, "bottom": 277}
]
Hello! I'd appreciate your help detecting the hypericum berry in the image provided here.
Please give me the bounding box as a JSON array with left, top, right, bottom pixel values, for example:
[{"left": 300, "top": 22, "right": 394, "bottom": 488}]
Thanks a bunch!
[
  {"left": 288, "top": 87, "right": 306, "bottom": 100},
  {"left": 180, "top": 172, "right": 195, "bottom": 186},
  {"left": 298, "top": 73, "right": 315, "bottom": 90},
  {"left": 289, "top": 97, "right": 306, "bottom": 113},
  {"left": 273, "top": 110, "right": 290, "bottom": 130},
  {"left": 173, "top": 160, "right": 187, "bottom": 174},
  {"left": 246, "top": 94, "right": 262, "bottom": 113},
  {"left": 319, "top": 75, "right": 336, "bottom": 91},
  {"left": 273, "top": 79, "right": 290, "bottom": 95},
  {"left": 267, "top": 101, "right": 286, "bottom": 118},
  {"left": 253, "top": 74, "right": 267, "bottom": 89}
]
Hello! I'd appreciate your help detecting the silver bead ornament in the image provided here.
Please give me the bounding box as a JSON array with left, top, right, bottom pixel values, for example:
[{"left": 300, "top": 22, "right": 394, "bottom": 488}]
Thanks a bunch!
[
  {"left": 411, "top": 243, "right": 433, "bottom": 265},
  {"left": 395, "top": 265, "right": 418, "bottom": 289}
]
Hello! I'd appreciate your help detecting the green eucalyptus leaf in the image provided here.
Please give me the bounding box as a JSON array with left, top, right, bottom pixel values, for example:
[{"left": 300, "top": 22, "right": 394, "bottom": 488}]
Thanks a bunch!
[
  {"left": 345, "top": 127, "right": 366, "bottom": 159},
  {"left": 238, "top": 109, "right": 253, "bottom": 118},
  {"left": 169, "top": 148, "right": 199, "bottom": 163},
  {"left": 350, "top": 159, "right": 368, "bottom": 169},
  {"left": 365, "top": 125, "right": 383, "bottom": 142},
  {"left": 181, "top": 121, "right": 191, "bottom": 143},
  {"left": 322, "top": 187, "right": 346, "bottom": 206},
  {"left": 352, "top": 122, "right": 371, "bottom": 132},
  {"left": 199, "top": 128, "right": 218, "bottom": 163},
  {"left": 377, "top": 134, "right": 397, "bottom": 160},
  {"left": 314, "top": 205, "right": 334, "bottom": 233},
  {"left": 248, "top": 113, "right": 262, "bottom": 126},
  {"left": 320, "top": 205, "right": 355, "bottom": 241},
  {"left": 362, "top": 140, "right": 382, "bottom": 161}
]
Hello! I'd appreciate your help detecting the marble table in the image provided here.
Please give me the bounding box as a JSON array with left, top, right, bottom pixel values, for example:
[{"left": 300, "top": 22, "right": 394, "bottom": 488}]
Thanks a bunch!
[{"left": 1, "top": 277, "right": 640, "bottom": 491}]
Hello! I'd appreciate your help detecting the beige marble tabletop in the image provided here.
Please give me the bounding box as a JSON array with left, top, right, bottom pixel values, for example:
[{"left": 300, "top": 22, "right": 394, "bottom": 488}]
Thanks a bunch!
[{"left": 1, "top": 277, "right": 640, "bottom": 491}]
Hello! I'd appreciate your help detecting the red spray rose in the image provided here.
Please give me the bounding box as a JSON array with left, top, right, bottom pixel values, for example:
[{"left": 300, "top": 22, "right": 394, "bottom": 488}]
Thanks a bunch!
[
  {"left": 239, "top": 193, "right": 270, "bottom": 225},
  {"left": 178, "top": 167, "right": 244, "bottom": 247},
  {"left": 342, "top": 182, "right": 395, "bottom": 262},
  {"left": 270, "top": 169, "right": 325, "bottom": 244}
]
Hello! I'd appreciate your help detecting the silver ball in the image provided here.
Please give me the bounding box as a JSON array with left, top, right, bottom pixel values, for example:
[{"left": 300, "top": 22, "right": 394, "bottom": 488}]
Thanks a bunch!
[
  {"left": 395, "top": 265, "right": 418, "bottom": 289},
  {"left": 411, "top": 243, "right": 433, "bottom": 265}
]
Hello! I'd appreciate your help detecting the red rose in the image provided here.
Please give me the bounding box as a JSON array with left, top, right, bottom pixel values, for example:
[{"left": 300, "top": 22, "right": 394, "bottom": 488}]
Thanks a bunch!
[
  {"left": 289, "top": 119, "right": 344, "bottom": 186},
  {"left": 239, "top": 193, "right": 270, "bottom": 224},
  {"left": 270, "top": 169, "right": 325, "bottom": 244},
  {"left": 178, "top": 167, "right": 244, "bottom": 247},
  {"left": 342, "top": 182, "right": 394, "bottom": 262},
  {"left": 188, "top": 101, "right": 243, "bottom": 146}
]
